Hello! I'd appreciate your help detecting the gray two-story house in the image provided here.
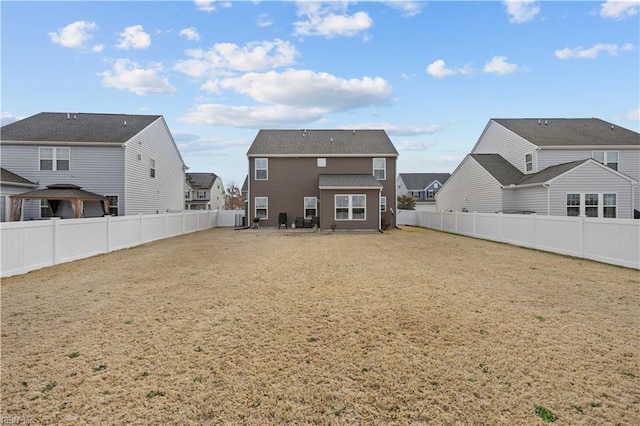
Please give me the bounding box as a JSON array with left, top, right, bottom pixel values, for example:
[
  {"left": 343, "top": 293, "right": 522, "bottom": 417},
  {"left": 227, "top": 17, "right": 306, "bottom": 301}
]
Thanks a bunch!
[
  {"left": 246, "top": 129, "right": 399, "bottom": 230},
  {"left": 436, "top": 118, "right": 640, "bottom": 218},
  {"left": 0, "top": 112, "right": 186, "bottom": 220}
]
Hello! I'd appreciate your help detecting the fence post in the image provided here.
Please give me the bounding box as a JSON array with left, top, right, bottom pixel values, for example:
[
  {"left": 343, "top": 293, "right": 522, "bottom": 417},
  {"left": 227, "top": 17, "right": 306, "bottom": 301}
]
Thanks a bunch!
[
  {"left": 182, "top": 210, "right": 186, "bottom": 234},
  {"left": 579, "top": 215, "right": 585, "bottom": 259},
  {"left": 105, "top": 215, "right": 111, "bottom": 253},
  {"left": 473, "top": 211, "right": 477, "bottom": 237},
  {"left": 531, "top": 213, "right": 537, "bottom": 249},
  {"left": 440, "top": 210, "right": 444, "bottom": 231},
  {"left": 52, "top": 218, "right": 60, "bottom": 265},
  {"left": 164, "top": 211, "right": 169, "bottom": 238},
  {"left": 139, "top": 213, "right": 144, "bottom": 244},
  {"left": 455, "top": 211, "right": 458, "bottom": 233}
]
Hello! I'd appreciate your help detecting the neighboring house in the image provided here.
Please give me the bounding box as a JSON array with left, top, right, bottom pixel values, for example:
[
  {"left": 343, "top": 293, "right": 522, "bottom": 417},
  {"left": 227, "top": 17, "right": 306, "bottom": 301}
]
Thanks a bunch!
[
  {"left": 397, "top": 173, "right": 451, "bottom": 209},
  {"left": 185, "top": 172, "right": 225, "bottom": 210},
  {"left": 246, "top": 129, "right": 398, "bottom": 230},
  {"left": 0, "top": 112, "right": 187, "bottom": 220},
  {"left": 436, "top": 118, "right": 640, "bottom": 218},
  {"left": 0, "top": 167, "right": 38, "bottom": 221}
]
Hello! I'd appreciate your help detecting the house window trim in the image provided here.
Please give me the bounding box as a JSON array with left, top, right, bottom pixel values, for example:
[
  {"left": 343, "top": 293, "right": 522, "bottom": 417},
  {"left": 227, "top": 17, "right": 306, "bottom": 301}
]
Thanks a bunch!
[
  {"left": 566, "top": 192, "right": 618, "bottom": 218},
  {"left": 255, "top": 158, "right": 268, "bottom": 181},
  {"left": 525, "top": 152, "right": 533, "bottom": 173},
  {"left": 40, "top": 200, "right": 53, "bottom": 218},
  {"left": 304, "top": 196, "right": 317, "bottom": 219},
  {"left": 149, "top": 159, "right": 156, "bottom": 178},
  {"left": 373, "top": 158, "right": 386, "bottom": 180},
  {"left": 39, "top": 147, "right": 70, "bottom": 171},
  {"left": 592, "top": 150, "right": 619, "bottom": 171},
  {"left": 603, "top": 193, "right": 617, "bottom": 218},
  {"left": 317, "top": 158, "right": 326, "bottom": 168},
  {"left": 380, "top": 196, "right": 387, "bottom": 212},
  {"left": 334, "top": 194, "right": 366, "bottom": 221},
  {"left": 255, "top": 196, "right": 268, "bottom": 220}
]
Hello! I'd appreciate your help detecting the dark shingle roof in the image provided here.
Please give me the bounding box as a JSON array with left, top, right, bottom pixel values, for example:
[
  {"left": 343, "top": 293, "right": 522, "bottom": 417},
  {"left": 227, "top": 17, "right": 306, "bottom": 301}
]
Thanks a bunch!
[
  {"left": 247, "top": 129, "right": 398, "bottom": 156},
  {"left": 0, "top": 168, "right": 37, "bottom": 186},
  {"left": 516, "top": 159, "right": 590, "bottom": 185},
  {"left": 186, "top": 172, "right": 218, "bottom": 190},
  {"left": 470, "top": 154, "right": 524, "bottom": 186},
  {"left": 12, "top": 184, "right": 107, "bottom": 200},
  {"left": 399, "top": 173, "right": 451, "bottom": 190},
  {"left": 1, "top": 112, "right": 162, "bottom": 143},
  {"left": 318, "top": 174, "right": 383, "bottom": 189},
  {"left": 492, "top": 118, "right": 640, "bottom": 147}
]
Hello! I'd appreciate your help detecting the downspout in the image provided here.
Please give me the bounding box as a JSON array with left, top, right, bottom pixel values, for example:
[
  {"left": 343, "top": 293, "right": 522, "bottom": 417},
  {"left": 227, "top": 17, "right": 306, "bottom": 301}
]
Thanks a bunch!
[
  {"left": 543, "top": 183, "right": 550, "bottom": 215},
  {"left": 378, "top": 187, "right": 383, "bottom": 232}
]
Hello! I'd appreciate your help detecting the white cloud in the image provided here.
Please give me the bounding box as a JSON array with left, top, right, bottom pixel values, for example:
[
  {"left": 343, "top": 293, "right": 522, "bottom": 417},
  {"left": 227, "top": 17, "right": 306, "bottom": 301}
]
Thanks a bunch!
[
  {"left": 620, "top": 108, "right": 640, "bottom": 121},
  {"left": 341, "top": 123, "right": 442, "bottom": 136},
  {"left": 257, "top": 13, "right": 273, "bottom": 28},
  {"left": 219, "top": 69, "right": 393, "bottom": 112},
  {"left": 194, "top": 0, "right": 232, "bottom": 13},
  {"left": 117, "top": 25, "right": 151, "bottom": 50},
  {"left": 426, "top": 59, "right": 472, "bottom": 78},
  {"left": 1, "top": 111, "right": 22, "bottom": 126},
  {"left": 174, "top": 39, "right": 298, "bottom": 78},
  {"left": 179, "top": 27, "right": 201, "bottom": 42},
  {"left": 92, "top": 44, "right": 105, "bottom": 53},
  {"left": 503, "top": 0, "right": 540, "bottom": 23},
  {"left": 180, "top": 69, "right": 394, "bottom": 127},
  {"left": 483, "top": 56, "right": 522, "bottom": 74},
  {"left": 381, "top": 1, "right": 424, "bottom": 17},
  {"left": 294, "top": 2, "right": 373, "bottom": 38},
  {"left": 600, "top": 0, "right": 640, "bottom": 20},
  {"left": 554, "top": 43, "right": 634, "bottom": 59},
  {"left": 395, "top": 139, "right": 437, "bottom": 151},
  {"left": 48, "top": 21, "right": 97, "bottom": 48},
  {"left": 99, "top": 59, "right": 177, "bottom": 96}
]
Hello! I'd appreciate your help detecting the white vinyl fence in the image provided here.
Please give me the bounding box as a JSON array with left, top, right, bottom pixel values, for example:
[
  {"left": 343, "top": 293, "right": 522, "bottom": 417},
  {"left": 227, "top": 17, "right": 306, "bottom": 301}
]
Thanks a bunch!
[
  {"left": 0, "top": 210, "right": 245, "bottom": 278},
  {"left": 397, "top": 210, "right": 640, "bottom": 270}
]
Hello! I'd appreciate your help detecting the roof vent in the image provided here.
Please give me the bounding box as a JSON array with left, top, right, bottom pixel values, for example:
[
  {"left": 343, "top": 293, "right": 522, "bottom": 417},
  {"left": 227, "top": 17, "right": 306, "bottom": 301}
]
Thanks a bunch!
[
  {"left": 611, "top": 125, "right": 614, "bottom": 130},
  {"left": 538, "top": 119, "right": 541, "bottom": 125},
  {"left": 74, "top": 114, "right": 77, "bottom": 120},
  {"left": 67, "top": 113, "right": 70, "bottom": 120},
  {"left": 124, "top": 120, "right": 127, "bottom": 126},
  {"left": 544, "top": 120, "right": 548, "bottom": 125},
  {"left": 352, "top": 129, "right": 355, "bottom": 135}
]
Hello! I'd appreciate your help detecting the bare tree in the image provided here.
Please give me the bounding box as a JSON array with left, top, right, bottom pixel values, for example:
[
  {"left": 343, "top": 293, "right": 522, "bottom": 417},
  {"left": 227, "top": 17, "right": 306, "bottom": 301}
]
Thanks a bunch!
[{"left": 224, "top": 183, "right": 244, "bottom": 210}]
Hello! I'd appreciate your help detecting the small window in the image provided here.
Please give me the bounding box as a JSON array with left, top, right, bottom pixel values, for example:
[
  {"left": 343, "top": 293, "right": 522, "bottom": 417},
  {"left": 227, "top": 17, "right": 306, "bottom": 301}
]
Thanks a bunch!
[
  {"left": 137, "top": 154, "right": 142, "bottom": 161},
  {"left": 373, "top": 158, "right": 386, "bottom": 180},
  {"left": 304, "top": 197, "right": 317, "bottom": 219},
  {"left": 525, "top": 153, "right": 533, "bottom": 172},
  {"left": 585, "top": 193, "right": 598, "bottom": 217},
  {"left": 593, "top": 151, "right": 618, "bottom": 171},
  {"left": 150, "top": 159, "right": 156, "bottom": 178},
  {"left": 427, "top": 190, "right": 434, "bottom": 199},
  {"left": 603, "top": 193, "right": 617, "bottom": 218},
  {"left": 39, "top": 147, "right": 69, "bottom": 171},
  {"left": 317, "top": 158, "right": 326, "bottom": 167},
  {"left": 380, "top": 196, "right": 387, "bottom": 212},
  {"left": 567, "top": 194, "right": 580, "bottom": 216},
  {"left": 40, "top": 200, "right": 53, "bottom": 218},
  {"left": 335, "top": 194, "right": 366, "bottom": 221},
  {"left": 105, "top": 195, "right": 119, "bottom": 216},
  {"left": 255, "top": 158, "right": 268, "bottom": 180},
  {"left": 255, "top": 197, "right": 268, "bottom": 219}
]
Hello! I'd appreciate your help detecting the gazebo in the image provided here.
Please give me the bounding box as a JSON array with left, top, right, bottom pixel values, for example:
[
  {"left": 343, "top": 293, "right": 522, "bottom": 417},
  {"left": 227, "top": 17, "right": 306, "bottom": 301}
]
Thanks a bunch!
[{"left": 10, "top": 184, "right": 110, "bottom": 221}]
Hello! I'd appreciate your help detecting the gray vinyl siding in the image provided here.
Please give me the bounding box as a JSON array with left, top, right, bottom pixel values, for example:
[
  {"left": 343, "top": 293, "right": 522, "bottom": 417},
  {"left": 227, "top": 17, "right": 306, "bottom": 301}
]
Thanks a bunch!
[
  {"left": 436, "top": 156, "right": 503, "bottom": 213},
  {"left": 512, "top": 186, "right": 548, "bottom": 214},
  {"left": 548, "top": 162, "right": 634, "bottom": 218},
  {"left": 0, "top": 143, "right": 124, "bottom": 219},
  {"left": 473, "top": 121, "right": 538, "bottom": 174},
  {"left": 124, "top": 118, "right": 185, "bottom": 215},
  {"left": 396, "top": 175, "right": 408, "bottom": 196}
]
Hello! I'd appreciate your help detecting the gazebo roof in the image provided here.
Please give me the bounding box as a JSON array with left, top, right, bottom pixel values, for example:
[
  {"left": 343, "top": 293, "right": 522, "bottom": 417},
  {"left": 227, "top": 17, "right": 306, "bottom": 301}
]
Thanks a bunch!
[{"left": 11, "top": 184, "right": 108, "bottom": 201}]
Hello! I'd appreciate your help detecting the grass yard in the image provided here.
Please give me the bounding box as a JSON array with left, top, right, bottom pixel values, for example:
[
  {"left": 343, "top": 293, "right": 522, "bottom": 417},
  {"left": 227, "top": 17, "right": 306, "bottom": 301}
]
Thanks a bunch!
[{"left": 1, "top": 226, "right": 639, "bottom": 425}]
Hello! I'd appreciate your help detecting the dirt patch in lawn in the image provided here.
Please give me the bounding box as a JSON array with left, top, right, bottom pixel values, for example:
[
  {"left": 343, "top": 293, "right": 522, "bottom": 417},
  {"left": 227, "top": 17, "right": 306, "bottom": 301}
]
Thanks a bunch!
[{"left": 1, "top": 226, "right": 639, "bottom": 425}]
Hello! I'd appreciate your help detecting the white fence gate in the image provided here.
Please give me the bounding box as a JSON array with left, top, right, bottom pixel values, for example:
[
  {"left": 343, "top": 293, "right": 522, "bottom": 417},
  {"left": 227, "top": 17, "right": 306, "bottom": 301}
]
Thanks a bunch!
[
  {"left": 398, "top": 210, "right": 639, "bottom": 270},
  {"left": 0, "top": 210, "right": 245, "bottom": 278}
]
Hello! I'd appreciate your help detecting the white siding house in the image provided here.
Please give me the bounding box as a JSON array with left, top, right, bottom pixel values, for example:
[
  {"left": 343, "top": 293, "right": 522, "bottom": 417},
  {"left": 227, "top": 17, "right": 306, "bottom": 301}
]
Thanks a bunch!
[
  {"left": 437, "top": 118, "right": 640, "bottom": 218},
  {"left": 185, "top": 172, "right": 225, "bottom": 210},
  {"left": 0, "top": 112, "right": 186, "bottom": 220}
]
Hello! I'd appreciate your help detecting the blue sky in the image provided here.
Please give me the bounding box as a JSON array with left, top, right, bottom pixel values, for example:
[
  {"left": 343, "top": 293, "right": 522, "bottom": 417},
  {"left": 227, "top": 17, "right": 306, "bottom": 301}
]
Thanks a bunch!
[{"left": 2, "top": 1, "right": 639, "bottom": 188}]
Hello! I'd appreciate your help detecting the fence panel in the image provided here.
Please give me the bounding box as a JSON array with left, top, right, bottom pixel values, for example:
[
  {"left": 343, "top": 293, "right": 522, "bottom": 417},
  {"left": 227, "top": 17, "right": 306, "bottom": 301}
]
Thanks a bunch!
[
  {"left": 583, "top": 218, "right": 640, "bottom": 269},
  {"left": 110, "top": 216, "right": 143, "bottom": 251},
  {"left": 57, "top": 218, "right": 108, "bottom": 263},
  {"left": 1, "top": 220, "right": 55, "bottom": 277}
]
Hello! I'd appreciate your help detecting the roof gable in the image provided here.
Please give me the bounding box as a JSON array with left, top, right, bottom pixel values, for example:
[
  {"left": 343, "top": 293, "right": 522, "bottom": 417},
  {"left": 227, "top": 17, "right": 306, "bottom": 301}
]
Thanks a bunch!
[
  {"left": 492, "top": 118, "right": 640, "bottom": 147},
  {"left": 399, "top": 173, "right": 451, "bottom": 190},
  {"left": 186, "top": 172, "right": 219, "bottom": 190},
  {"left": 469, "top": 154, "right": 524, "bottom": 186},
  {"left": 0, "top": 168, "right": 37, "bottom": 186},
  {"left": 247, "top": 129, "right": 398, "bottom": 156},
  {"left": 0, "top": 112, "right": 161, "bottom": 144}
]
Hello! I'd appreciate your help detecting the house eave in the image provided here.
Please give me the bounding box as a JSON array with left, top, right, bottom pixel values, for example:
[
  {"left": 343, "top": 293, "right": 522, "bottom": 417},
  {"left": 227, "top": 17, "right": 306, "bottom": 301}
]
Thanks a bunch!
[
  {"left": 1, "top": 139, "right": 125, "bottom": 147},
  {"left": 0, "top": 181, "right": 38, "bottom": 188},
  {"left": 539, "top": 145, "right": 640, "bottom": 150},
  {"left": 247, "top": 153, "right": 398, "bottom": 158}
]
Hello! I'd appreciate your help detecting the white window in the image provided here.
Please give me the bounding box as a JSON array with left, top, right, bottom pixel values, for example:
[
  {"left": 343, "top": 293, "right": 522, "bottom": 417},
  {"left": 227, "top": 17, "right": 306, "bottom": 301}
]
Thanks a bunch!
[
  {"left": 566, "top": 193, "right": 618, "bottom": 218},
  {"left": 39, "top": 147, "right": 70, "bottom": 171},
  {"left": 197, "top": 191, "right": 206, "bottom": 199},
  {"left": 255, "top": 197, "right": 268, "bottom": 219},
  {"left": 317, "top": 158, "right": 326, "bottom": 167},
  {"left": 427, "top": 190, "right": 434, "bottom": 199},
  {"left": 255, "top": 158, "right": 268, "bottom": 180},
  {"left": 304, "top": 197, "right": 317, "bottom": 219},
  {"left": 335, "top": 194, "right": 366, "bottom": 221},
  {"left": 105, "top": 195, "right": 119, "bottom": 216},
  {"left": 380, "top": 196, "right": 387, "bottom": 212},
  {"left": 525, "top": 153, "right": 533, "bottom": 172},
  {"left": 592, "top": 151, "right": 618, "bottom": 171},
  {"left": 149, "top": 159, "right": 156, "bottom": 178},
  {"left": 373, "top": 158, "right": 386, "bottom": 180},
  {"left": 185, "top": 191, "right": 191, "bottom": 200}
]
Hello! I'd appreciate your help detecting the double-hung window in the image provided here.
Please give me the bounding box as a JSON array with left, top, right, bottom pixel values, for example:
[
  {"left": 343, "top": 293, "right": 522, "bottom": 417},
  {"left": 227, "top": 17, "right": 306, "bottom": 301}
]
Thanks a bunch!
[
  {"left": 39, "top": 147, "right": 70, "bottom": 171},
  {"left": 304, "top": 197, "right": 317, "bottom": 219},
  {"left": 603, "top": 194, "right": 617, "bottom": 218},
  {"left": 584, "top": 193, "right": 598, "bottom": 217},
  {"left": 255, "top": 158, "right": 268, "bottom": 180},
  {"left": 255, "top": 197, "right": 268, "bottom": 219},
  {"left": 592, "top": 151, "right": 618, "bottom": 170},
  {"left": 525, "top": 153, "right": 533, "bottom": 172},
  {"left": 150, "top": 159, "right": 156, "bottom": 178},
  {"left": 373, "top": 158, "right": 386, "bottom": 180},
  {"left": 380, "top": 196, "right": 387, "bottom": 212},
  {"left": 40, "top": 200, "right": 53, "bottom": 218},
  {"left": 106, "top": 195, "right": 119, "bottom": 216},
  {"left": 335, "top": 194, "right": 366, "bottom": 220},
  {"left": 566, "top": 194, "right": 580, "bottom": 216},
  {"left": 566, "top": 193, "right": 617, "bottom": 218}
]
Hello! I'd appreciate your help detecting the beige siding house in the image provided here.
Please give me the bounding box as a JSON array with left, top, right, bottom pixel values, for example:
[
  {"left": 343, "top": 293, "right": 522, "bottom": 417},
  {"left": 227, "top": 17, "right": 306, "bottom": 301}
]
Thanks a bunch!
[
  {"left": 437, "top": 118, "right": 639, "bottom": 218},
  {"left": 246, "top": 129, "right": 398, "bottom": 231}
]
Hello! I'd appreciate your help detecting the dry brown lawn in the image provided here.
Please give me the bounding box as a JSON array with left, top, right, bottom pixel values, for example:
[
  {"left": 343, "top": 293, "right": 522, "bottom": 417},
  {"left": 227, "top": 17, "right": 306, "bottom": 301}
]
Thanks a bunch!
[{"left": 1, "top": 226, "right": 639, "bottom": 425}]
